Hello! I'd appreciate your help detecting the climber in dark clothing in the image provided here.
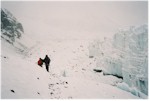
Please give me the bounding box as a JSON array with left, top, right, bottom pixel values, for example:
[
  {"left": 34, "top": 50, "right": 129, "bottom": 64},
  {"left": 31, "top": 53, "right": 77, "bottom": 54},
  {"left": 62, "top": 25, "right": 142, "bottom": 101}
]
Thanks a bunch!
[{"left": 43, "top": 55, "right": 51, "bottom": 72}]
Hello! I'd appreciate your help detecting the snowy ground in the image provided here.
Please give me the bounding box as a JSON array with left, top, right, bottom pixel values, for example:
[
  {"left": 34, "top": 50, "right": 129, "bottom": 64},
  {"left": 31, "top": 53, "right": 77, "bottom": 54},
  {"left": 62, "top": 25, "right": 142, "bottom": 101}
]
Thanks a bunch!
[{"left": 1, "top": 38, "right": 139, "bottom": 99}]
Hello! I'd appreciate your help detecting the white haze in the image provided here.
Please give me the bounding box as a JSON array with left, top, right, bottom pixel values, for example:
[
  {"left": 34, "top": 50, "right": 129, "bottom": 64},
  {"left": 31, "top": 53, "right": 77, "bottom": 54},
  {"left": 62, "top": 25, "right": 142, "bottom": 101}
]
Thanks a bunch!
[{"left": 2, "top": 1, "right": 148, "bottom": 40}]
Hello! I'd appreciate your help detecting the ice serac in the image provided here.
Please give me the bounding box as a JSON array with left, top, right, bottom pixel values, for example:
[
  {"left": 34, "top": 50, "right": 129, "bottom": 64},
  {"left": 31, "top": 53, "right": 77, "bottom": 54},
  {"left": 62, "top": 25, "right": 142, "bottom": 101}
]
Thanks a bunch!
[
  {"left": 1, "top": 8, "right": 24, "bottom": 44},
  {"left": 89, "top": 25, "right": 148, "bottom": 96},
  {"left": 118, "top": 25, "right": 148, "bottom": 95}
]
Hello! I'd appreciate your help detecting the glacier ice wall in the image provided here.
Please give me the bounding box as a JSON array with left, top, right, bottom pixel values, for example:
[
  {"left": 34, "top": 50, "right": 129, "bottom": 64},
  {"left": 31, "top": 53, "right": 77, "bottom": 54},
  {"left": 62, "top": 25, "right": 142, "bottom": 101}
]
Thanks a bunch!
[{"left": 88, "top": 25, "right": 148, "bottom": 95}]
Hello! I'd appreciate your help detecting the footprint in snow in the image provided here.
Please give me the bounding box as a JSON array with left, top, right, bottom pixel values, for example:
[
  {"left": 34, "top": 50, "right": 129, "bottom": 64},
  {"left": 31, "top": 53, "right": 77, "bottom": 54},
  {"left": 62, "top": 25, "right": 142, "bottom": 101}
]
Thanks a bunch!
[
  {"left": 10, "top": 90, "right": 15, "bottom": 93},
  {"left": 2, "top": 56, "right": 8, "bottom": 59},
  {"left": 50, "top": 92, "right": 54, "bottom": 95},
  {"left": 66, "top": 82, "right": 68, "bottom": 84},
  {"left": 37, "top": 92, "right": 40, "bottom": 95}
]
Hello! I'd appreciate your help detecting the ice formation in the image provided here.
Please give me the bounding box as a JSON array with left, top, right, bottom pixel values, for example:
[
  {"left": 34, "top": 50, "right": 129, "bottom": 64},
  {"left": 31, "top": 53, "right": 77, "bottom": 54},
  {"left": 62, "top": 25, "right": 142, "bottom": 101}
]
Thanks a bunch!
[{"left": 89, "top": 25, "right": 148, "bottom": 95}]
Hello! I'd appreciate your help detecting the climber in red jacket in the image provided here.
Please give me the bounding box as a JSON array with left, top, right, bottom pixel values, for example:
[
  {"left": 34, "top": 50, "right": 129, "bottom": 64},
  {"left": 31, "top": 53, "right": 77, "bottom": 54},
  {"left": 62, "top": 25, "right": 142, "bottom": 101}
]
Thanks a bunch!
[{"left": 38, "top": 58, "right": 43, "bottom": 67}]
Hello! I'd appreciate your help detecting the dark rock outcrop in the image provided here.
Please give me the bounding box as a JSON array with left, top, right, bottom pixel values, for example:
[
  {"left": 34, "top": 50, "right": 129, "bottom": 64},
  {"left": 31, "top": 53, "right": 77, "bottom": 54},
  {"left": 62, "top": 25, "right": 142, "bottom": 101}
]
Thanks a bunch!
[{"left": 1, "top": 8, "right": 24, "bottom": 44}]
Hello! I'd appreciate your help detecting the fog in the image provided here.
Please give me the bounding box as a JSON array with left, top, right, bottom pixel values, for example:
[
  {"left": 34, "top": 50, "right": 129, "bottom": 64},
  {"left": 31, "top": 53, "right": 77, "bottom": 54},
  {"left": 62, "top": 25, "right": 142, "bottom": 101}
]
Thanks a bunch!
[{"left": 2, "top": 1, "right": 148, "bottom": 40}]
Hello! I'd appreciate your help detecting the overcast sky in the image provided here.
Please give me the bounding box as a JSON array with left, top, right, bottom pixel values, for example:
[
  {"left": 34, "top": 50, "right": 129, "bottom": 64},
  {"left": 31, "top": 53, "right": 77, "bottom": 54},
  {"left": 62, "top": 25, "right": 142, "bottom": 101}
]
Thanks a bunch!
[{"left": 2, "top": 1, "right": 148, "bottom": 40}]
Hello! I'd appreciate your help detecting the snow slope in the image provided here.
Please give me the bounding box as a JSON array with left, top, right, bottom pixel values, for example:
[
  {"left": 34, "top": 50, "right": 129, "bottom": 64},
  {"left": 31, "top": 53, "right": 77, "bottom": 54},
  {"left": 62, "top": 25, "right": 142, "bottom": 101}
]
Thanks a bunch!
[
  {"left": 1, "top": 36, "right": 140, "bottom": 99},
  {"left": 1, "top": 5, "right": 145, "bottom": 99}
]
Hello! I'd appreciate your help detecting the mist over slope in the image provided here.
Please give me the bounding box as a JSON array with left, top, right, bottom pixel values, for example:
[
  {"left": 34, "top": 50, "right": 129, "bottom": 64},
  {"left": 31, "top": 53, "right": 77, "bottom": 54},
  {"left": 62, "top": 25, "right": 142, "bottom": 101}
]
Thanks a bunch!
[{"left": 2, "top": 1, "right": 148, "bottom": 41}]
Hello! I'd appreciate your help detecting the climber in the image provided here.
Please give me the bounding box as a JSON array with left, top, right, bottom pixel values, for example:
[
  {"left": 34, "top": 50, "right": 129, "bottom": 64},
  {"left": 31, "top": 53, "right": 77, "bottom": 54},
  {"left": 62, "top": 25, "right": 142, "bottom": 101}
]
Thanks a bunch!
[
  {"left": 38, "top": 58, "right": 43, "bottom": 67},
  {"left": 43, "top": 55, "right": 51, "bottom": 72}
]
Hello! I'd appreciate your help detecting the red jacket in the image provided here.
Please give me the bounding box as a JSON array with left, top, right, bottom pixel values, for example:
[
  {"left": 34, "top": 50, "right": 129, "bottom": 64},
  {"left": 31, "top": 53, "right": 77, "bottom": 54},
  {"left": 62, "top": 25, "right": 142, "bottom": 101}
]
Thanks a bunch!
[{"left": 38, "top": 58, "right": 43, "bottom": 66}]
